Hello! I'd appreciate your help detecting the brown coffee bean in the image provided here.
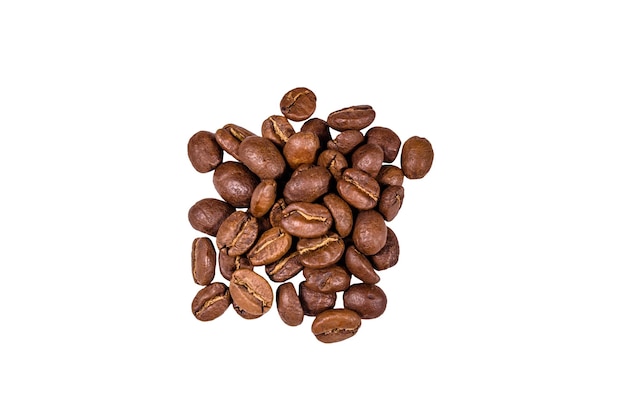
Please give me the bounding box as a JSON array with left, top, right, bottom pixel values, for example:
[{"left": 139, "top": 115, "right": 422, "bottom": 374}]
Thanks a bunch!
[
  {"left": 337, "top": 168, "right": 380, "bottom": 210},
  {"left": 365, "top": 127, "right": 401, "bottom": 163},
  {"left": 223, "top": 124, "right": 256, "bottom": 141},
  {"left": 282, "top": 131, "right": 320, "bottom": 169},
  {"left": 299, "top": 281, "right": 336, "bottom": 316},
  {"left": 327, "top": 129, "right": 364, "bottom": 155},
  {"left": 280, "top": 87, "right": 317, "bottom": 122},
  {"left": 230, "top": 269, "right": 273, "bottom": 319},
  {"left": 280, "top": 202, "right": 333, "bottom": 238},
  {"left": 378, "top": 185, "right": 404, "bottom": 221},
  {"left": 191, "top": 282, "right": 231, "bottom": 321},
  {"left": 370, "top": 227, "right": 399, "bottom": 271},
  {"left": 276, "top": 282, "right": 304, "bottom": 326},
  {"left": 269, "top": 198, "right": 288, "bottom": 228},
  {"left": 261, "top": 115, "right": 295, "bottom": 147},
  {"left": 317, "top": 149, "right": 348, "bottom": 181},
  {"left": 401, "top": 136, "right": 434, "bottom": 179},
  {"left": 303, "top": 265, "right": 350, "bottom": 293},
  {"left": 343, "top": 283, "right": 387, "bottom": 319},
  {"left": 283, "top": 165, "right": 331, "bottom": 204},
  {"left": 213, "top": 161, "right": 259, "bottom": 208},
  {"left": 238, "top": 136, "right": 286, "bottom": 180},
  {"left": 218, "top": 248, "right": 253, "bottom": 280},
  {"left": 352, "top": 210, "right": 387, "bottom": 256},
  {"left": 215, "top": 211, "right": 259, "bottom": 257},
  {"left": 322, "top": 193, "right": 353, "bottom": 238},
  {"left": 247, "top": 227, "right": 292, "bottom": 266},
  {"left": 188, "top": 131, "right": 223, "bottom": 173},
  {"left": 297, "top": 233, "right": 345, "bottom": 269},
  {"left": 188, "top": 198, "right": 236, "bottom": 236},
  {"left": 215, "top": 124, "right": 256, "bottom": 161},
  {"left": 301, "top": 118, "right": 331, "bottom": 143},
  {"left": 311, "top": 308, "right": 361, "bottom": 343},
  {"left": 327, "top": 105, "right": 376, "bottom": 131},
  {"left": 192, "top": 237, "right": 216, "bottom": 285},
  {"left": 249, "top": 179, "right": 277, "bottom": 218},
  {"left": 344, "top": 245, "right": 380, "bottom": 284},
  {"left": 376, "top": 165, "right": 404, "bottom": 186},
  {"left": 351, "top": 143, "right": 384, "bottom": 178},
  {"left": 265, "top": 251, "right": 303, "bottom": 282}
]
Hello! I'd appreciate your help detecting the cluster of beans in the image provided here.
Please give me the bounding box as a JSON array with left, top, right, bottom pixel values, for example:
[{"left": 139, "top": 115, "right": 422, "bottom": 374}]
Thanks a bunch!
[{"left": 187, "top": 88, "right": 433, "bottom": 343}]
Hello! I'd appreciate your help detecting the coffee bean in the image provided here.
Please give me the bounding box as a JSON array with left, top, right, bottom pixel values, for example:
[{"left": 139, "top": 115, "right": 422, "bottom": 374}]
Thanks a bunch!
[
  {"left": 317, "top": 149, "right": 348, "bottom": 181},
  {"left": 297, "top": 233, "right": 345, "bottom": 269},
  {"left": 344, "top": 245, "right": 380, "bottom": 284},
  {"left": 282, "top": 131, "right": 320, "bottom": 169},
  {"left": 351, "top": 143, "right": 384, "bottom": 177},
  {"left": 280, "top": 87, "right": 317, "bottom": 122},
  {"left": 218, "top": 248, "right": 253, "bottom": 280},
  {"left": 337, "top": 168, "right": 380, "bottom": 211},
  {"left": 378, "top": 185, "right": 404, "bottom": 222},
  {"left": 283, "top": 164, "right": 331, "bottom": 204},
  {"left": 303, "top": 265, "right": 351, "bottom": 293},
  {"left": 215, "top": 211, "right": 259, "bottom": 257},
  {"left": 327, "top": 129, "right": 364, "bottom": 155},
  {"left": 188, "top": 131, "right": 223, "bottom": 173},
  {"left": 343, "top": 283, "right": 387, "bottom": 319},
  {"left": 322, "top": 193, "right": 353, "bottom": 238},
  {"left": 352, "top": 210, "right": 387, "bottom": 256},
  {"left": 280, "top": 202, "right": 333, "bottom": 238},
  {"left": 238, "top": 136, "right": 287, "bottom": 180},
  {"left": 192, "top": 282, "right": 231, "bottom": 321},
  {"left": 365, "top": 126, "right": 401, "bottom": 163},
  {"left": 261, "top": 115, "right": 295, "bottom": 147},
  {"left": 276, "top": 282, "right": 304, "bottom": 326},
  {"left": 215, "top": 124, "right": 256, "bottom": 161},
  {"left": 269, "top": 198, "right": 288, "bottom": 228},
  {"left": 249, "top": 179, "right": 277, "bottom": 218},
  {"left": 299, "top": 281, "right": 336, "bottom": 316},
  {"left": 247, "top": 226, "right": 292, "bottom": 266},
  {"left": 230, "top": 269, "right": 273, "bottom": 319},
  {"left": 401, "top": 136, "right": 434, "bottom": 179},
  {"left": 301, "top": 117, "right": 331, "bottom": 143},
  {"left": 265, "top": 251, "right": 303, "bottom": 282},
  {"left": 327, "top": 105, "right": 376, "bottom": 131},
  {"left": 311, "top": 308, "right": 361, "bottom": 343},
  {"left": 192, "top": 237, "right": 216, "bottom": 285},
  {"left": 188, "top": 198, "right": 236, "bottom": 236},
  {"left": 213, "top": 161, "right": 259, "bottom": 208},
  {"left": 370, "top": 227, "right": 399, "bottom": 271},
  {"left": 376, "top": 165, "right": 404, "bottom": 186}
]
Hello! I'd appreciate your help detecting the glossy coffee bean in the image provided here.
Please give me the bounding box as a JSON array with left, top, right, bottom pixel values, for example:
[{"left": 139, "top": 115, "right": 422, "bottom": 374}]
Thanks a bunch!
[
  {"left": 317, "top": 149, "right": 348, "bottom": 181},
  {"left": 188, "top": 131, "right": 222, "bottom": 173},
  {"left": 192, "top": 237, "right": 216, "bottom": 285},
  {"left": 265, "top": 251, "right": 303, "bottom": 282},
  {"left": 213, "top": 161, "right": 259, "bottom": 208},
  {"left": 215, "top": 124, "right": 255, "bottom": 161},
  {"left": 297, "top": 233, "right": 345, "bottom": 269},
  {"left": 351, "top": 143, "right": 384, "bottom": 178},
  {"left": 299, "top": 281, "right": 336, "bottom": 316},
  {"left": 376, "top": 165, "right": 404, "bottom": 186},
  {"left": 327, "top": 105, "right": 376, "bottom": 131},
  {"left": 280, "top": 202, "right": 333, "bottom": 238},
  {"left": 280, "top": 87, "right": 317, "bottom": 122},
  {"left": 370, "top": 227, "right": 400, "bottom": 271},
  {"left": 282, "top": 131, "right": 320, "bottom": 169},
  {"left": 218, "top": 248, "right": 253, "bottom": 280},
  {"left": 247, "top": 226, "right": 292, "bottom": 266},
  {"left": 283, "top": 165, "right": 331, "bottom": 204},
  {"left": 336, "top": 168, "right": 380, "bottom": 210},
  {"left": 352, "top": 210, "right": 387, "bottom": 256},
  {"left": 188, "top": 198, "right": 236, "bottom": 236},
  {"left": 238, "top": 136, "right": 286, "bottom": 180},
  {"left": 261, "top": 115, "right": 295, "bottom": 147},
  {"left": 249, "top": 179, "right": 277, "bottom": 218},
  {"left": 301, "top": 118, "right": 331, "bottom": 143},
  {"left": 303, "top": 265, "right": 351, "bottom": 293},
  {"left": 378, "top": 184, "right": 404, "bottom": 221},
  {"left": 322, "top": 193, "right": 353, "bottom": 238},
  {"left": 327, "top": 129, "right": 364, "bottom": 155},
  {"left": 269, "top": 198, "right": 288, "bottom": 228},
  {"left": 230, "top": 269, "right": 273, "bottom": 319},
  {"left": 344, "top": 245, "right": 380, "bottom": 284},
  {"left": 343, "top": 283, "right": 387, "bottom": 319},
  {"left": 401, "top": 136, "right": 434, "bottom": 179},
  {"left": 311, "top": 308, "right": 361, "bottom": 343},
  {"left": 276, "top": 282, "right": 304, "bottom": 326},
  {"left": 215, "top": 211, "right": 259, "bottom": 256},
  {"left": 191, "top": 282, "right": 231, "bottom": 321},
  {"left": 365, "top": 126, "right": 401, "bottom": 163}
]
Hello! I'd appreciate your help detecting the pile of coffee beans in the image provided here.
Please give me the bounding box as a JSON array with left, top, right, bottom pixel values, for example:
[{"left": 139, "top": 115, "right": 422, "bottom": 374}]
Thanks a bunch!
[{"left": 187, "top": 87, "right": 434, "bottom": 343}]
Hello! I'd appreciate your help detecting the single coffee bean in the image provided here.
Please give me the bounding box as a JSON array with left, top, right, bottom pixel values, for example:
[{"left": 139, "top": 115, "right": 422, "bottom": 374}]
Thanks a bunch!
[
  {"left": 317, "top": 149, "right": 348, "bottom": 181},
  {"left": 280, "top": 87, "right": 317, "bottom": 122},
  {"left": 213, "top": 161, "right": 260, "bottom": 208},
  {"left": 301, "top": 117, "right": 332, "bottom": 143},
  {"left": 215, "top": 124, "right": 256, "bottom": 161},
  {"left": 280, "top": 202, "right": 333, "bottom": 238},
  {"left": 276, "top": 282, "right": 304, "bottom": 326},
  {"left": 247, "top": 226, "right": 292, "bottom": 266},
  {"left": 299, "top": 281, "right": 336, "bottom": 316},
  {"left": 344, "top": 245, "right": 380, "bottom": 284},
  {"left": 365, "top": 126, "right": 401, "bottom": 163},
  {"left": 261, "top": 115, "right": 295, "bottom": 147},
  {"left": 376, "top": 165, "right": 404, "bottom": 187},
  {"left": 269, "top": 198, "right": 288, "bottom": 228},
  {"left": 191, "top": 282, "right": 231, "bottom": 321},
  {"left": 265, "top": 251, "right": 303, "bottom": 282},
  {"left": 297, "top": 233, "right": 345, "bottom": 269},
  {"left": 230, "top": 269, "right": 274, "bottom": 319},
  {"left": 188, "top": 131, "right": 223, "bottom": 173},
  {"left": 327, "top": 105, "right": 376, "bottom": 131},
  {"left": 192, "top": 237, "right": 216, "bottom": 285},
  {"left": 218, "top": 248, "right": 253, "bottom": 280},
  {"left": 378, "top": 185, "right": 404, "bottom": 221},
  {"left": 303, "top": 265, "right": 351, "bottom": 293},
  {"left": 401, "top": 136, "right": 434, "bottom": 179},
  {"left": 337, "top": 168, "right": 380, "bottom": 210},
  {"left": 215, "top": 211, "right": 259, "bottom": 257},
  {"left": 282, "top": 131, "right": 320, "bottom": 169},
  {"left": 343, "top": 283, "right": 387, "bottom": 319},
  {"left": 249, "top": 179, "right": 277, "bottom": 218},
  {"left": 283, "top": 164, "right": 331, "bottom": 204},
  {"left": 322, "top": 193, "right": 353, "bottom": 238},
  {"left": 351, "top": 143, "right": 384, "bottom": 178},
  {"left": 188, "top": 198, "right": 236, "bottom": 236},
  {"left": 311, "top": 308, "right": 361, "bottom": 343},
  {"left": 352, "top": 210, "right": 387, "bottom": 256},
  {"left": 370, "top": 227, "right": 399, "bottom": 271},
  {"left": 238, "top": 136, "right": 287, "bottom": 180},
  {"left": 327, "top": 129, "right": 364, "bottom": 155}
]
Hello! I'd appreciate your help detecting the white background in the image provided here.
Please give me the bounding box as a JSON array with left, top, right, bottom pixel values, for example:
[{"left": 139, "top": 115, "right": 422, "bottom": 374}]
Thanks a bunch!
[{"left": 1, "top": 1, "right": 625, "bottom": 415}]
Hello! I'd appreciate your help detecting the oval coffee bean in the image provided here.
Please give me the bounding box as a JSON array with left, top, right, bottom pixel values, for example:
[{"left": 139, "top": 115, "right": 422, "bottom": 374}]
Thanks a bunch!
[
  {"left": 261, "top": 115, "right": 295, "bottom": 147},
  {"left": 283, "top": 165, "right": 331, "bottom": 204},
  {"left": 336, "top": 168, "right": 380, "bottom": 210},
  {"left": 269, "top": 198, "right": 288, "bottom": 228},
  {"left": 215, "top": 211, "right": 259, "bottom": 256},
  {"left": 299, "top": 281, "right": 336, "bottom": 316},
  {"left": 247, "top": 226, "right": 292, "bottom": 266},
  {"left": 327, "top": 129, "right": 364, "bottom": 155},
  {"left": 327, "top": 105, "right": 376, "bottom": 132},
  {"left": 401, "top": 136, "right": 434, "bottom": 179},
  {"left": 352, "top": 210, "right": 387, "bottom": 256},
  {"left": 192, "top": 237, "right": 216, "bottom": 285},
  {"left": 317, "top": 149, "right": 348, "bottom": 181},
  {"left": 365, "top": 126, "right": 401, "bottom": 163},
  {"left": 311, "top": 308, "right": 361, "bottom": 343},
  {"left": 378, "top": 185, "right": 404, "bottom": 221},
  {"left": 322, "top": 193, "right": 353, "bottom": 238},
  {"left": 297, "top": 233, "right": 345, "bottom": 269},
  {"left": 218, "top": 248, "right": 253, "bottom": 280},
  {"left": 230, "top": 269, "right": 273, "bottom": 319},
  {"left": 238, "top": 136, "right": 286, "bottom": 180},
  {"left": 280, "top": 202, "right": 333, "bottom": 238},
  {"left": 215, "top": 124, "right": 256, "bottom": 161},
  {"left": 301, "top": 117, "right": 331, "bottom": 143},
  {"left": 191, "top": 282, "right": 231, "bottom": 321},
  {"left": 265, "top": 251, "right": 303, "bottom": 282},
  {"left": 213, "top": 161, "right": 259, "bottom": 208},
  {"left": 344, "top": 245, "right": 380, "bottom": 284},
  {"left": 370, "top": 227, "right": 400, "bottom": 271},
  {"left": 303, "top": 265, "right": 351, "bottom": 294},
  {"left": 376, "top": 165, "right": 404, "bottom": 186},
  {"left": 343, "top": 283, "right": 387, "bottom": 319},
  {"left": 188, "top": 198, "right": 236, "bottom": 236},
  {"left": 276, "top": 282, "right": 304, "bottom": 326},
  {"left": 280, "top": 87, "right": 317, "bottom": 122},
  {"left": 351, "top": 143, "right": 384, "bottom": 178},
  {"left": 282, "top": 131, "right": 320, "bottom": 169},
  {"left": 249, "top": 179, "right": 277, "bottom": 218},
  {"left": 188, "top": 131, "right": 223, "bottom": 173}
]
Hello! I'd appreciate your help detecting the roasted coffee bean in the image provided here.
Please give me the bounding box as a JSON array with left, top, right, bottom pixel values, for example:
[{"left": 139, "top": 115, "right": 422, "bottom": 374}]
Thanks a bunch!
[
  {"left": 261, "top": 115, "right": 295, "bottom": 147},
  {"left": 280, "top": 202, "right": 333, "bottom": 238},
  {"left": 188, "top": 198, "right": 236, "bottom": 236},
  {"left": 311, "top": 308, "right": 361, "bottom": 343},
  {"left": 343, "top": 283, "right": 387, "bottom": 319},
  {"left": 282, "top": 131, "right": 320, "bottom": 169},
  {"left": 299, "top": 281, "right": 336, "bottom": 316},
  {"left": 351, "top": 143, "right": 384, "bottom": 178},
  {"left": 378, "top": 185, "right": 404, "bottom": 221},
  {"left": 218, "top": 248, "right": 253, "bottom": 280},
  {"left": 352, "top": 210, "right": 387, "bottom": 256},
  {"left": 370, "top": 227, "right": 399, "bottom": 271},
  {"left": 297, "top": 233, "right": 345, "bottom": 269},
  {"left": 256, "top": 213, "right": 273, "bottom": 235},
  {"left": 283, "top": 165, "right": 331, "bottom": 204},
  {"left": 344, "top": 245, "right": 380, "bottom": 284},
  {"left": 216, "top": 211, "right": 259, "bottom": 256},
  {"left": 249, "top": 179, "right": 277, "bottom": 218},
  {"left": 276, "top": 282, "right": 304, "bottom": 326},
  {"left": 269, "top": 198, "right": 288, "bottom": 228},
  {"left": 280, "top": 87, "right": 317, "bottom": 122},
  {"left": 337, "top": 168, "right": 380, "bottom": 210},
  {"left": 322, "top": 193, "right": 353, "bottom": 238},
  {"left": 265, "top": 251, "right": 303, "bottom": 282},
  {"left": 247, "top": 227, "right": 292, "bottom": 266},
  {"left": 213, "top": 161, "right": 259, "bottom": 208},
  {"left": 365, "top": 127, "right": 401, "bottom": 163},
  {"left": 327, "top": 129, "right": 364, "bottom": 155},
  {"left": 303, "top": 265, "right": 351, "bottom": 293},
  {"left": 192, "top": 237, "right": 216, "bottom": 285},
  {"left": 301, "top": 117, "right": 331, "bottom": 143},
  {"left": 376, "top": 165, "right": 404, "bottom": 186},
  {"left": 238, "top": 136, "right": 286, "bottom": 180},
  {"left": 192, "top": 282, "right": 231, "bottom": 321},
  {"left": 230, "top": 269, "right": 273, "bottom": 319},
  {"left": 317, "top": 149, "right": 348, "bottom": 181},
  {"left": 215, "top": 124, "right": 256, "bottom": 161},
  {"left": 188, "top": 131, "right": 222, "bottom": 173},
  {"left": 401, "top": 136, "right": 434, "bottom": 179},
  {"left": 327, "top": 105, "right": 376, "bottom": 131}
]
